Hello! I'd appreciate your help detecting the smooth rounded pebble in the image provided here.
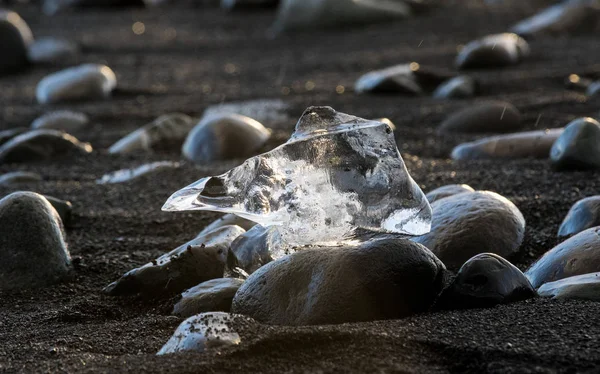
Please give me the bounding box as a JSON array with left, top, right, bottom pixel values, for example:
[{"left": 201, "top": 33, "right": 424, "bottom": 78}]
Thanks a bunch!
[
  {"left": 451, "top": 128, "right": 564, "bottom": 160},
  {"left": 27, "top": 37, "right": 78, "bottom": 64},
  {"left": 355, "top": 62, "right": 452, "bottom": 95},
  {"left": 558, "top": 196, "right": 600, "bottom": 238},
  {"left": 158, "top": 312, "right": 252, "bottom": 355},
  {"left": 108, "top": 113, "right": 194, "bottom": 154},
  {"left": 231, "top": 238, "right": 446, "bottom": 326},
  {"left": 96, "top": 161, "right": 180, "bottom": 184},
  {"left": 0, "top": 10, "right": 33, "bottom": 74},
  {"left": 203, "top": 99, "right": 290, "bottom": 128},
  {"left": 526, "top": 227, "right": 600, "bottom": 288},
  {"left": 31, "top": 110, "right": 89, "bottom": 132},
  {"left": 104, "top": 225, "right": 245, "bottom": 297},
  {"left": 228, "top": 225, "right": 277, "bottom": 274},
  {"left": 173, "top": 278, "right": 245, "bottom": 318},
  {"left": 0, "top": 129, "right": 92, "bottom": 163},
  {"left": 36, "top": 63, "right": 117, "bottom": 104},
  {"left": 197, "top": 213, "right": 257, "bottom": 237},
  {"left": 437, "top": 253, "right": 536, "bottom": 309},
  {"left": 0, "top": 128, "right": 28, "bottom": 146},
  {"left": 0, "top": 191, "right": 70, "bottom": 291},
  {"left": 432, "top": 75, "right": 477, "bottom": 99},
  {"left": 538, "top": 272, "right": 600, "bottom": 301},
  {"left": 182, "top": 113, "right": 271, "bottom": 164},
  {"left": 425, "top": 184, "right": 475, "bottom": 203},
  {"left": 456, "top": 33, "right": 529, "bottom": 69},
  {"left": 413, "top": 191, "right": 525, "bottom": 270},
  {"left": 0, "top": 171, "right": 42, "bottom": 185},
  {"left": 550, "top": 117, "right": 600, "bottom": 170},
  {"left": 439, "top": 101, "right": 522, "bottom": 134}
]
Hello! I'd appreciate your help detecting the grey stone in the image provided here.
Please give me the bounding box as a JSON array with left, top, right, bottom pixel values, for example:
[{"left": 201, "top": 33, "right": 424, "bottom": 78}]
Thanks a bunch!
[
  {"left": 451, "top": 128, "right": 564, "bottom": 160},
  {"left": 425, "top": 184, "right": 475, "bottom": 204},
  {"left": 526, "top": 227, "right": 600, "bottom": 288},
  {"left": 0, "top": 191, "right": 71, "bottom": 291},
  {"left": 228, "top": 225, "right": 277, "bottom": 274},
  {"left": 0, "top": 171, "right": 42, "bottom": 185},
  {"left": 413, "top": 191, "right": 525, "bottom": 270},
  {"left": 198, "top": 214, "right": 257, "bottom": 237},
  {"left": 182, "top": 113, "right": 271, "bottom": 164},
  {"left": 432, "top": 75, "right": 477, "bottom": 99},
  {"left": 558, "top": 196, "right": 600, "bottom": 238},
  {"left": 538, "top": 272, "right": 600, "bottom": 301},
  {"left": 173, "top": 278, "right": 244, "bottom": 318},
  {"left": 231, "top": 238, "right": 446, "bottom": 325},
  {"left": 0, "top": 10, "right": 33, "bottom": 74},
  {"left": 36, "top": 64, "right": 117, "bottom": 104},
  {"left": 31, "top": 110, "right": 89, "bottom": 132},
  {"left": 96, "top": 161, "right": 180, "bottom": 184},
  {"left": 436, "top": 253, "right": 536, "bottom": 309},
  {"left": 27, "top": 37, "right": 78, "bottom": 64},
  {"left": 0, "top": 129, "right": 92, "bottom": 163},
  {"left": 438, "top": 101, "right": 522, "bottom": 134},
  {"left": 456, "top": 33, "right": 529, "bottom": 69},
  {"left": 550, "top": 117, "right": 600, "bottom": 170}
]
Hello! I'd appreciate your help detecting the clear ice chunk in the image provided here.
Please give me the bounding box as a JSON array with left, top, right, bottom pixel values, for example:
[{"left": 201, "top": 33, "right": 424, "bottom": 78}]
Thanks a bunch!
[{"left": 163, "top": 106, "right": 431, "bottom": 247}]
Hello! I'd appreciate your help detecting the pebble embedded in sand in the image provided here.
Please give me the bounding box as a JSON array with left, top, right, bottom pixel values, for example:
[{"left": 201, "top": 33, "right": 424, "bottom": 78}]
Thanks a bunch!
[
  {"left": 432, "top": 75, "right": 477, "bottom": 99},
  {"left": 0, "top": 128, "right": 28, "bottom": 146},
  {"left": 538, "top": 272, "right": 600, "bottom": 301},
  {"left": 173, "top": 278, "right": 245, "bottom": 318},
  {"left": 437, "top": 253, "right": 536, "bottom": 309},
  {"left": 413, "top": 191, "right": 525, "bottom": 270},
  {"left": 96, "top": 161, "right": 180, "bottom": 184},
  {"left": 0, "top": 129, "right": 92, "bottom": 163},
  {"left": 108, "top": 113, "right": 194, "bottom": 154},
  {"left": 558, "top": 196, "right": 600, "bottom": 238},
  {"left": 438, "top": 101, "right": 522, "bottom": 134},
  {"left": 0, "top": 191, "right": 71, "bottom": 291},
  {"left": 197, "top": 214, "right": 257, "bottom": 237},
  {"left": 232, "top": 238, "right": 446, "bottom": 325},
  {"left": 27, "top": 37, "right": 78, "bottom": 64},
  {"left": 104, "top": 225, "right": 246, "bottom": 297},
  {"left": 526, "top": 227, "right": 600, "bottom": 288},
  {"left": 36, "top": 63, "right": 117, "bottom": 104},
  {"left": 456, "top": 33, "right": 529, "bottom": 69},
  {"left": 451, "top": 128, "right": 564, "bottom": 160},
  {"left": 0, "top": 171, "right": 42, "bottom": 185},
  {"left": 425, "top": 184, "right": 475, "bottom": 203},
  {"left": 0, "top": 10, "right": 33, "bottom": 74},
  {"left": 355, "top": 62, "right": 451, "bottom": 95},
  {"left": 228, "top": 225, "right": 277, "bottom": 274},
  {"left": 550, "top": 117, "right": 600, "bottom": 170},
  {"left": 182, "top": 113, "right": 271, "bottom": 164},
  {"left": 31, "top": 110, "right": 89, "bottom": 132}
]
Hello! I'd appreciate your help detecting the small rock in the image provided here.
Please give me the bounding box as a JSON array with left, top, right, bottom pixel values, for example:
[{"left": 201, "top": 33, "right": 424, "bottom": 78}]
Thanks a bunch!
[
  {"left": 451, "top": 128, "right": 564, "bottom": 160},
  {"left": 558, "top": 196, "right": 600, "bottom": 238},
  {"left": 182, "top": 113, "right": 271, "bottom": 164},
  {"left": 36, "top": 64, "right": 117, "bottom": 104},
  {"left": 587, "top": 81, "right": 600, "bottom": 97},
  {"left": 43, "top": 0, "right": 146, "bottom": 15},
  {"left": 43, "top": 195, "right": 73, "bottom": 228},
  {"left": 0, "top": 191, "right": 70, "bottom": 291},
  {"left": 538, "top": 272, "right": 600, "bottom": 301},
  {"left": 221, "top": 0, "right": 278, "bottom": 11},
  {"left": 0, "top": 129, "right": 92, "bottom": 163},
  {"left": 108, "top": 113, "right": 194, "bottom": 154},
  {"left": 0, "top": 171, "right": 42, "bottom": 185},
  {"left": 456, "top": 33, "right": 529, "bottom": 69},
  {"left": 432, "top": 75, "right": 477, "bottom": 99},
  {"left": 438, "top": 101, "right": 522, "bottom": 133},
  {"left": 550, "top": 117, "right": 600, "bottom": 170},
  {"left": 413, "top": 191, "right": 525, "bottom": 270},
  {"left": 27, "top": 37, "right": 78, "bottom": 64},
  {"left": 0, "top": 128, "right": 28, "bottom": 146},
  {"left": 96, "top": 161, "right": 180, "bottom": 184},
  {"left": 157, "top": 312, "right": 250, "bottom": 355},
  {"left": 231, "top": 238, "right": 446, "bottom": 325},
  {"left": 375, "top": 118, "right": 397, "bottom": 131},
  {"left": 203, "top": 99, "right": 290, "bottom": 128},
  {"left": 198, "top": 213, "right": 257, "bottom": 237},
  {"left": 425, "top": 184, "right": 475, "bottom": 203},
  {"left": 228, "top": 225, "right": 277, "bottom": 274},
  {"left": 355, "top": 62, "right": 452, "bottom": 95},
  {"left": 104, "top": 225, "right": 245, "bottom": 297},
  {"left": 526, "top": 227, "right": 600, "bottom": 288},
  {"left": 437, "top": 253, "right": 536, "bottom": 309},
  {"left": 0, "top": 10, "right": 33, "bottom": 74},
  {"left": 173, "top": 278, "right": 245, "bottom": 318},
  {"left": 31, "top": 111, "right": 89, "bottom": 132}
]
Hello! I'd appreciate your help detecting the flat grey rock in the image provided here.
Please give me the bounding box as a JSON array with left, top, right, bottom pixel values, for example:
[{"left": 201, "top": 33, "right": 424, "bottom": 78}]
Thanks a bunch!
[
  {"left": 425, "top": 184, "right": 475, "bottom": 203},
  {"left": 36, "top": 64, "right": 117, "bottom": 104},
  {"left": 31, "top": 111, "right": 89, "bottom": 132},
  {"left": 439, "top": 101, "right": 522, "bottom": 134},
  {"left": 558, "top": 196, "right": 600, "bottom": 238},
  {"left": 432, "top": 75, "right": 477, "bottom": 99},
  {"left": 0, "top": 171, "right": 42, "bottom": 185},
  {"left": 538, "top": 272, "right": 600, "bottom": 301},
  {"left": 0, "top": 10, "right": 33, "bottom": 74},
  {"left": 0, "top": 191, "right": 71, "bottom": 291},
  {"left": 27, "top": 37, "right": 78, "bottom": 64},
  {"left": 550, "top": 117, "right": 600, "bottom": 170},
  {"left": 413, "top": 191, "right": 525, "bottom": 270},
  {"left": 456, "top": 33, "right": 529, "bottom": 69},
  {"left": 526, "top": 227, "right": 600, "bottom": 288},
  {"left": 173, "top": 278, "right": 245, "bottom": 318},
  {"left": 0, "top": 129, "right": 92, "bottom": 163},
  {"left": 231, "top": 238, "right": 446, "bottom": 325}
]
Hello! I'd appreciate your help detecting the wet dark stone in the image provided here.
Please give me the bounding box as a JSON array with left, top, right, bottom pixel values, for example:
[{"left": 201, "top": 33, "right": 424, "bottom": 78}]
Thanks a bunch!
[
  {"left": 0, "top": 128, "right": 28, "bottom": 147},
  {"left": 0, "top": 129, "right": 92, "bottom": 163},
  {"left": 558, "top": 196, "right": 600, "bottom": 238},
  {"left": 550, "top": 117, "right": 600, "bottom": 170},
  {"left": 173, "top": 278, "right": 245, "bottom": 318},
  {"left": 438, "top": 101, "right": 522, "bottom": 134},
  {"left": 456, "top": 33, "right": 529, "bottom": 69}
]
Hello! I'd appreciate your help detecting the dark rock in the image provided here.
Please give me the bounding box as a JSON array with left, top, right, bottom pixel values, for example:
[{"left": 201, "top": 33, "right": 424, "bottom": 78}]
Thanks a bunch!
[
  {"left": 0, "top": 128, "right": 28, "bottom": 146},
  {"left": 0, "top": 191, "right": 70, "bottom": 291},
  {"left": 456, "top": 33, "right": 529, "bottom": 69},
  {"left": 558, "top": 196, "right": 600, "bottom": 238},
  {"left": 413, "top": 191, "right": 525, "bottom": 270},
  {"left": 96, "top": 161, "right": 180, "bottom": 184},
  {"left": 0, "top": 10, "right": 33, "bottom": 74},
  {"left": 173, "top": 278, "right": 244, "bottom": 318},
  {"left": 27, "top": 37, "right": 78, "bottom": 64},
  {"left": 538, "top": 272, "right": 600, "bottom": 300},
  {"left": 432, "top": 75, "right": 477, "bottom": 99},
  {"left": 550, "top": 117, "right": 600, "bottom": 170},
  {"left": 437, "top": 253, "right": 536, "bottom": 309},
  {"left": 425, "top": 184, "right": 474, "bottom": 203},
  {"left": 438, "top": 101, "right": 522, "bottom": 134},
  {"left": 526, "top": 227, "right": 600, "bottom": 288},
  {"left": 43, "top": 196, "right": 73, "bottom": 228},
  {"left": 43, "top": 0, "right": 146, "bottom": 15},
  {"left": 221, "top": 0, "right": 279, "bottom": 11},
  {"left": 0, "top": 171, "right": 42, "bottom": 185},
  {"left": 31, "top": 111, "right": 89, "bottom": 132},
  {"left": 36, "top": 64, "right": 117, "bottom": 104},
  {"left": 0, "top": 129, "right": 92, "bottom": 163},
  {"left": 228, "top": 225, "right": 277, "bottom": 274},
  {"left": 355, "top": 62, "right": 452, "bottom": 95},
  {"left": 231, "top": 238, "right": 446, "bottom": 325}
]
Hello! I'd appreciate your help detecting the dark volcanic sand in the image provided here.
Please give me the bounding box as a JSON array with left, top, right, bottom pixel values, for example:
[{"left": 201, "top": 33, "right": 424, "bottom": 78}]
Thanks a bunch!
[{"left": 2, "top": 1, "right": 600, "bottom": 372}]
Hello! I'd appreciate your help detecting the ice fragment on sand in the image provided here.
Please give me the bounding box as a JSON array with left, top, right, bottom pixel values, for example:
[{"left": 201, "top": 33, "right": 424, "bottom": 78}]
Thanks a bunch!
[
  {"left": 163, "top": 106, "right": 431, "bottom": 247},
  {"left": 96, "top": 161, "right": 180, "bottom": 184}
]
